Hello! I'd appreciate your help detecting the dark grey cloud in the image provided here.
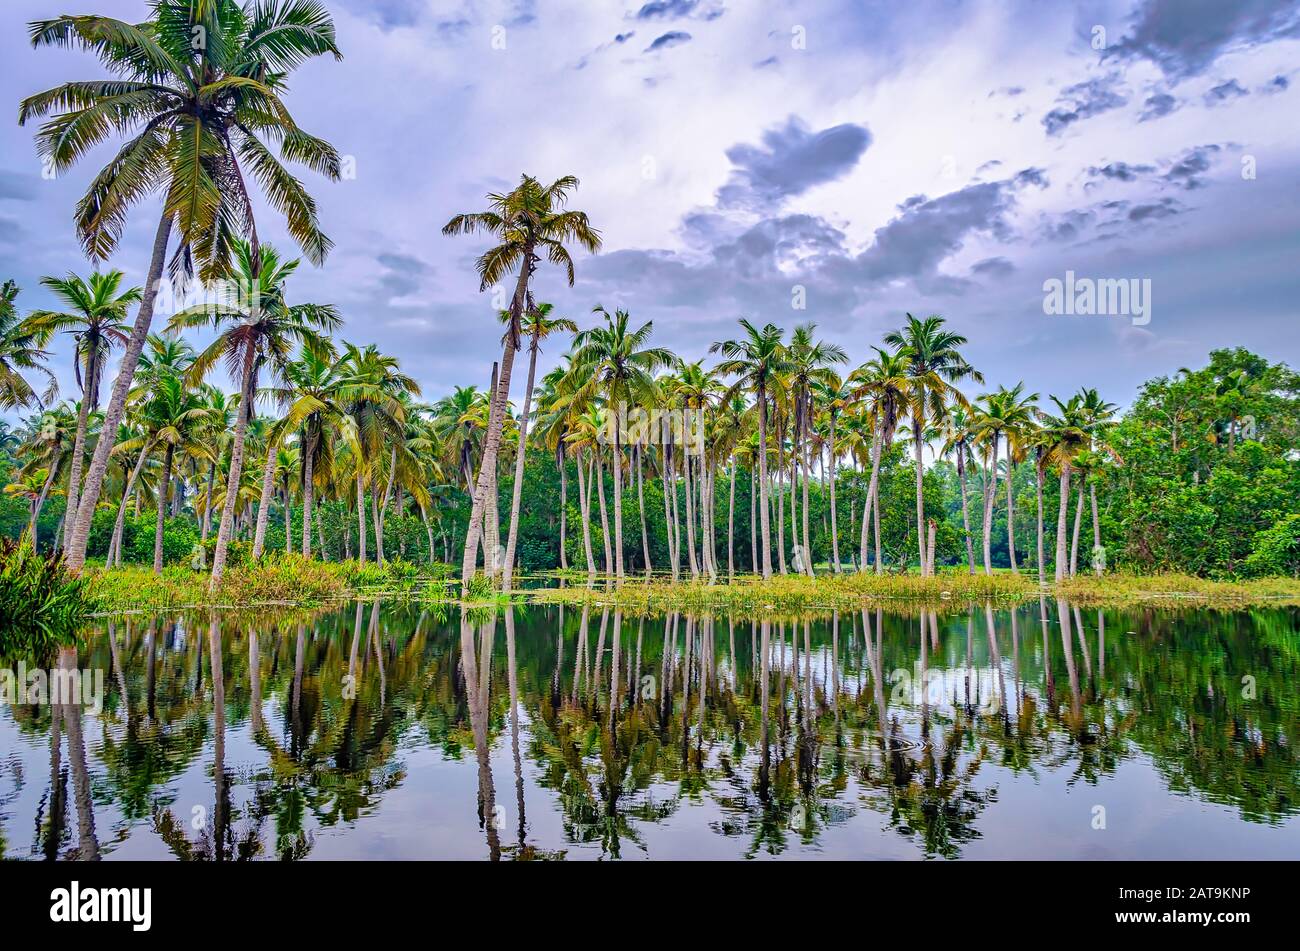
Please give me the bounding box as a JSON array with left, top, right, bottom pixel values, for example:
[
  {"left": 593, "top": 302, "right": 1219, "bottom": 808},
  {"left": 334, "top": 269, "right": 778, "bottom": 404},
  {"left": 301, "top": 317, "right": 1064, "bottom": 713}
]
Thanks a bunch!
[
  {"left": 645, "top": 31, "right": 692, "bottom": 52},
  {"left": 634, "top": 0, "right": 724, "bottom": 21},
  {"left": 717, "top": 117, "right": 872, "bottom": 210},
  {"left": 1039, "top": 209, "right": 1097, "bottom": 243},
  {"left": 1042, "top": 74, "right": 1129, "bottom": 136},
  {"left": 1164, "top": 144, "right": 1223, "bottom": 189},
  {"left": 1015, "top": 167, "right": 1050, "bottom": 188},
  {"left": 1138, "top": 91, "right": 1179, "bottom": 121},
  {"left": 754, "top": 55, "right": 779, "bottom": 69},
  {"left": 972, "top": 256, "right": 1015, "bottom": 277},
  {"left": 988, "top": 85, "right": 1024, "bottom": 98},
  {"left": 1087, "top": 161, "right": 1156, "bottom": 183},
  {"left": 1204, "top": 78, "right": 1248, "bottom": 105},
  {"left": 375, "top": 252, "right": 431, "bottom": 298},
  {"left": 1128, "top": 197, "right": 1182, "bottom": 221},
  {"left": 1261, "top": 73, "right": 1290, "bottom": 93},
  {"left": 1106, "top": 0, "right": 1300, "bottom": 79}
]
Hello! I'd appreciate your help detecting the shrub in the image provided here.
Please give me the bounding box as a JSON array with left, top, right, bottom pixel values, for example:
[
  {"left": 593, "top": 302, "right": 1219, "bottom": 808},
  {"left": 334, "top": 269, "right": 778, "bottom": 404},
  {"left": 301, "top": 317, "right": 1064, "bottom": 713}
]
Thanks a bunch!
[
  {"left": 0, "top": 536, "right": 97, "bottom": 658},
  {"left": 1244, "top": 514, "right": 1300, "bottom": 578}
]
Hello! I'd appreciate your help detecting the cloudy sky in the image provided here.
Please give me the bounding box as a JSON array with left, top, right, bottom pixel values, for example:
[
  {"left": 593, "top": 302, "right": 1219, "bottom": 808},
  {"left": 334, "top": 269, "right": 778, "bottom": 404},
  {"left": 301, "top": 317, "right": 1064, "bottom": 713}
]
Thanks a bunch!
[{"left": 2, "top": 0, "right": 1299, "bottom": 419}]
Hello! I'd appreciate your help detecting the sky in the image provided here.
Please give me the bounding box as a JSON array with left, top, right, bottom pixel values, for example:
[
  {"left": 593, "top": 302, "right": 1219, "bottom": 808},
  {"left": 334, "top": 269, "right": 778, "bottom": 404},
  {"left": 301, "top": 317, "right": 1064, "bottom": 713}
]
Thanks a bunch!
[{"left": 2, "top": 0, "right": 1299, "bottom": 422}]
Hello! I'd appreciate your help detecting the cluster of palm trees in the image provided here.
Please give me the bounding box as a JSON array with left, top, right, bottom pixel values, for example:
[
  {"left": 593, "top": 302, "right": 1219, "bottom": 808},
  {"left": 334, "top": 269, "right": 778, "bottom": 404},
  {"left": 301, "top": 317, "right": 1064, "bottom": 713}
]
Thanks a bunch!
[{"left": 0, "top": 0, "right": 1122, "bottom": 591}]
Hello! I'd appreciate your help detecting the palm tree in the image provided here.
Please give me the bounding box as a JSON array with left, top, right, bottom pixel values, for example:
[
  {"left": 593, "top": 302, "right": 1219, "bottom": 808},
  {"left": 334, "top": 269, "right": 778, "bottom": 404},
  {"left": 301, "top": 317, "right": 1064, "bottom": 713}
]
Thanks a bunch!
[
  {"left": 940, "top": 406, "right": 979, "bottom": 574},
  {"left": 170, "top": 239, "right": 339, "bottom": 587},
  {"left": 884, "top": 314, "right": 982, "bottom": 576},
  {"left": 500, "top": 303, "right": 576, "bottom": 591},
  {"left": 0, "top": 280, "right": 56, "bottom": 411},
  {"left": 812, "top": 374, "right": 853, "bottom": 573},
  {"left": 973, "top": 382, "right": 1038, "bottom": 575},
  {"left": 13, "top": 405, "right": 76, "bottom": 545},
  {"left": 848, "top": 347, "right": 909, "bottom": 573},
  {"left": 1076, "top": 387, "right": 1119, "bottom": 576},
  {"left": 22, "top": 0, "right": 343, "bottom": 570},
  {"left": 27, "top": 270, "right": 141, "bottom": 549},
  {"left": 135, "top": 373, "right": 212, "bottom": 573},
  {"left": 561, "top": 306, "right": 672, "bottom": 583},
  {"left": 1039, "top": 394, "right": 1091, "bottom": 582},
  {"left": 711, "top": 320, "right": 789, "bottom": 580},
  {"left": 442, "top": 174, "right": 601, "bottom": 593},
  {"left": 786, "top": 324, "right": 847, "bottom": 576}
]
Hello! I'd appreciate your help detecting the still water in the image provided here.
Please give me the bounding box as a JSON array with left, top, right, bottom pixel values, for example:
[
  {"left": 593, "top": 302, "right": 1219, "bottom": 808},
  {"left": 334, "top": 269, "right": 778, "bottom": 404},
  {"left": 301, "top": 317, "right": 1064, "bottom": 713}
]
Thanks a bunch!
[{"left": 3, "top": 600, "right": 1298, "bottom": 860}]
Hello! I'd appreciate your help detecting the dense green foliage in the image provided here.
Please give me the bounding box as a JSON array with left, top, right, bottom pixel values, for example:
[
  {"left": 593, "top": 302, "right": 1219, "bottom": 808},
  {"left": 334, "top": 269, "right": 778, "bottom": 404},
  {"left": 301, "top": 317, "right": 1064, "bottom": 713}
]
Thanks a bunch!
[{"left": 0, "top": 536, "right": 96, "bottom": 657}]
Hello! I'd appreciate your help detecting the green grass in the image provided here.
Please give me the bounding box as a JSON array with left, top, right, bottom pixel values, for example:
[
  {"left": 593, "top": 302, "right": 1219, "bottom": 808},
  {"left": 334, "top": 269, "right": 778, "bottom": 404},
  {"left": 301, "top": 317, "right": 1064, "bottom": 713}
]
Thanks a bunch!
[
  {"left": 1056, "top": 571, "right": 1300, "bottom": 607},
  {"left": 87, "top": 554, "right": 449, "bottom": 612}
]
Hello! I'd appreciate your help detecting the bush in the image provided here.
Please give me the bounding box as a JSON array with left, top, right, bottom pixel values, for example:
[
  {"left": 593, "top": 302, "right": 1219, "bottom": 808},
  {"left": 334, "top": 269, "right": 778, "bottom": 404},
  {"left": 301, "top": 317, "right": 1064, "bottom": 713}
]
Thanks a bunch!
[
  {"left": 1244, "top": 514, "right": 1300, "bottom": 577},
  {"left": 0, "top": 536, "right": 97, "bottom": 658}
]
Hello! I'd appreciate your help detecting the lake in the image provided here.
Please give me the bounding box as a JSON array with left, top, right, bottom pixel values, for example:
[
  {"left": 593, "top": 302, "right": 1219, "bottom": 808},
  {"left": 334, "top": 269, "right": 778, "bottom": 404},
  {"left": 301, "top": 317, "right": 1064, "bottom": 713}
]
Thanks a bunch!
[{"left": 3, "top": 599, "right": 1298, "bottom": 860}]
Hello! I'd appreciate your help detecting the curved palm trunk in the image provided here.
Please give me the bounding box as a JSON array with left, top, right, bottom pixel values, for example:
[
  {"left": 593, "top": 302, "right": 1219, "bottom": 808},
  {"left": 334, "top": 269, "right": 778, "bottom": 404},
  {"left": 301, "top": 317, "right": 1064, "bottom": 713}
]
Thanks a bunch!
[
  {"left": 912, "top": 417, "right": 928, "bottom": 575},
  {"left": 460, "top": 259, "right": 531, "bottom": 594},
  {"left": 108, "top": 446, "right": 147, "bottom": 566},
  {"left": 251, "top": 439, "right": 278, "bottom": 560},
  {"left": 67, "top": 213, "right": 173, "bottom": 570},
  {"left": 501, "top": 329, "right": 539, "bottom": 591},
  {"left": 210, "top": 352, "right": 257, "bottom": 590},
  {"left": 981, "top": 435, "right": 998, "bottom": 575},
  {"left": 577, "top": 450, "right": 596, "bottom": 576},
  {"left": 1054, "top": 462, "right": 1071, "bottom": 582},
  {"left": 420, "top": 502, "right": 435, "bottom": 563},
  {"left": 957, "top": 447, "right": 975, "bottom": 574},
  {"left": 595, "top": 451, "right": 613, "bottom": 576},
  {"left": 62, "top": 358, "right": 98, "bottom": 551},
  {"left": 28, "top": 452, "right": 62, "bottom": 546},
  {"left": 756, "top": 385, "right": 772, "bottom": 579},
  {"left": 153, "top": 443, "right": 174, "bottom": 575}
]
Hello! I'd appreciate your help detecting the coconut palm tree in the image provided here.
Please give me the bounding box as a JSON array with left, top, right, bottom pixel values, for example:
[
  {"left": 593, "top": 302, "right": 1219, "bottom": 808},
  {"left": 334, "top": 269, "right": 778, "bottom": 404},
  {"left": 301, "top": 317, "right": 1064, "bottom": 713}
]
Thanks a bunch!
[
  {"left": 811, "top": 374, "right": 853, "bottom": 573},
  {"left": 442, "top": 174, "right": 601, "bottom": 593},
  {"left": 1075, "top": 387, "right": 1119, "bottom": 576},
  {"left": 500, "top": 302, "right": 576, "bottom": 591},
  {"left": 973, "top": 382, "right": 1038, "bottom": 575},
  {"left": 12, "top": 404, "right": 76, "bottom": 545},
  {"left": 940, "top": 406, "right": 979, "bottom": 574},
  {"left": 135, "top": 373, "right": 213, "bottom": 573},
  {"left": 884, "top": 315, "right": 982, "bottom": 576},
  {"left": 0, "top": 280, "right": 56, "bottom": 411},
  {"left": 169, "top": 239, "right": 339, "bottom": 587},
  {"left": 27, "top": 270, "right": 141, "bottom": 549},
  {"left": 1039, "top": 394, "right": 1091, "bottom": 582},
  {"left": 784, "top": 324, "right": 846, "bottom": 575},
  {"left": 560, "top": 306, "right": 672, "bottom": 583},
  {"left": 848, "top": 347, "right": 909, "bottom": 573},
  {"left": 711, "top": 320, "right": 789, "bottom": 580},
  {"left": 22, "top": 0, "right": 343, "bottom": 569}
]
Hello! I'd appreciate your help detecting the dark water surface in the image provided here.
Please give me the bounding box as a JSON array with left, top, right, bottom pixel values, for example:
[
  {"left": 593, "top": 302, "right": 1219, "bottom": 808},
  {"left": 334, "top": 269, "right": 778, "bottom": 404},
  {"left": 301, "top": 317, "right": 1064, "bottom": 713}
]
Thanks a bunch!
[{"left": 3, "top": 600, "right": 1298, "bottom": 860}]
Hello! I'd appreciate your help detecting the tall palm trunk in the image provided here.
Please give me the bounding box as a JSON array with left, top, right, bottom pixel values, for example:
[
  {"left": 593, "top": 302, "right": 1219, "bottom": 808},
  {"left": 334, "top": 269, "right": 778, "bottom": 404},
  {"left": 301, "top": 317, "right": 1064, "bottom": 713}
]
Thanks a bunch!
[
  {"left": 775, "top": 451, "right": 787, "bottom": 575},
  {"left": 355, "top": 469, "right": 367, "bottom": 564},
  {"left": 981, "top": 434, "right": 999, "bottom": 575},
  {"left": 210, "top": 350, "right": 258, "bottom": 590},
  {"left": 377, "top": 446, "right": 397, "bottom": 566},
  {"left": 727, "top": 457, "right": 736, "bottom": 581},
  {"left": 595, "top": 451, "right": 613, "bottom": 575},
  {"left": 1035, "top": 456, "right": 1046, "bottom": 586},
  {"left": 460, "top": 254, "right": 531, "bottom": 594},
  {"left": 577, "top": 450, "right": 596, "bottom": 576},
  {"left": 197, "top": 459, "right": 217, "bottom": 565},
  {"left": 800, "top": 418, "right": 813, "bottom": 577},
  {"left": 1090, "top": 483, "right": 1103, "bottom": 576},
  {"left": 683, "top": 450, "right": 699, "bottom": 579},
  {"left": 251, "top": 439, "right": 277, "bottom": 559},
  {"left": 153, "top": 443, "right": 174, "bottom": 575},
  {"left": 827, "top": 416, "right": 840, "bottom": 573},
  {"left": 419, "top": 502, "right": 435, "bottom": 564},
  {"left": 283, "top": 484, "right": 292, "bottom": 554},
  {"left": 756, "top": 384, "right": 773, "bottom": 579},
  {"left": 67, "top": 213, "right": 173, "bottom": 570},
  {"left": 862, "top": 425, "right": 883, "bottom": 573},
  {"left": 29, "top": 452, "right": 62, "bottom": 546},
  {"left": 636, "top": 445, "right": 651, "bottom": 575},
  {"left": 611, "top": 435, "right": 625, "bottom": 582},
  {"left": 62, "top": 357, "right": 98, "bottom": 551},
  {"left": 1005, "top": 458, "right": 1018, "bottom": 573},
  {"left": 558, "top": 451, "right": 568, "bottom": 571},
  {"left": 749, "top": 466, "right": 757, "bottom": 573},
  {"left": 912, "top": 417, "right": 928, "bottom": 575},
  {"left": 661, "top": 448, "right": 679, "bottom": 581},
  {"left": 301, "top": 429, "right": 316, "bottom": 556},
  {"left": 502, "top": 324, "right": 542, "bottom": 592},
  {"left": 1054, "top": 462, "right": 1071, "bottom": 582},
  {"left": 957, "top": 446, "right": 975, "bottom": 574},
  {"left": 1069, "top": 482, "right": 1085, "bottom": 577}
]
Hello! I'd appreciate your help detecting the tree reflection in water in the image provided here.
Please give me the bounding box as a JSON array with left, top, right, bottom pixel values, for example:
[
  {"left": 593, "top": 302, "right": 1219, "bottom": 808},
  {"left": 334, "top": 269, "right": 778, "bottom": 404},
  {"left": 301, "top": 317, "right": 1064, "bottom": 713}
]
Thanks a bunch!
[{"left": 3, "top": 597, "right": 1298, "bottom": 860}]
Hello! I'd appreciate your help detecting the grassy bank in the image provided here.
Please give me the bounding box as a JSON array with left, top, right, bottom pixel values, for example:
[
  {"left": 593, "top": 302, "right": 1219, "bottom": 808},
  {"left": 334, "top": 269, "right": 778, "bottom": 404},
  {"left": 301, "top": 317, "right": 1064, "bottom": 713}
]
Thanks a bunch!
[
  {"left": 87, "top": 554, "right": 448, "bottom": 612},
  {"left": 530, "top": 569, "right": 1300, "bottom": 613}
]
